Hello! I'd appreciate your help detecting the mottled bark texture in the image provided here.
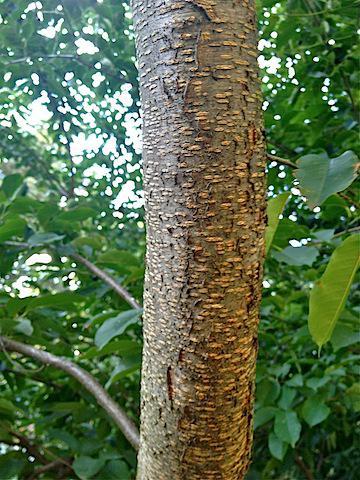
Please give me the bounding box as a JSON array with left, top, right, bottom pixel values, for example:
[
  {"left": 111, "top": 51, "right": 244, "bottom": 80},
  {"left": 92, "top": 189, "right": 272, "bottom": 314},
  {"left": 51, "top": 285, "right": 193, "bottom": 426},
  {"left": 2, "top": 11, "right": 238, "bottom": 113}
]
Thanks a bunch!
[{"left": 132, "top": 1, "right": 266, "bottom": 478}]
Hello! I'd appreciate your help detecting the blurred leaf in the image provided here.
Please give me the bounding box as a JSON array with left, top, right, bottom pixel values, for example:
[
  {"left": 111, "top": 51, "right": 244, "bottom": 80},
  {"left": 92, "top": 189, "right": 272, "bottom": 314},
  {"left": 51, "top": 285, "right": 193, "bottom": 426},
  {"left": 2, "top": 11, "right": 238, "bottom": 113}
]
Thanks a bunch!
[
  {"left": 48, "top": 429, "right": 79, "bottom": 451},
  {"left": 98, "top": 459, "right": 131, "bottom": 479},
  {"left": 95, "top": 309, "right": 141, "bottom": 349},
  {"left": 274, "top": 410, "right": 301, "bottom": 447},
  {"left": 47, "top": 402, "right": 84, "bottom": 413},
  {"left": 278, "top": 387, "right": 296, "bottom": 410},
  {"left": 106, "top": 356, "right": 141, "bottom": 387},
  {"left": 331, "top": 322, "right": 359, "bottom": 351},
  {"left": 308, "top": 235, "right": 360, "bottom": 347},
  {"left": 97, "top": 249, "right": 139, "bottom": 268},
  {"left": 273, "top": 246, "right": 319, "bottom": 266},
  {"left": 301, "top": 396, "right": 330, "bottom": 426},
  {"left": 0, "top": 218, "right": 26, "bottom": 242},
  {"left": 27, "top": 292, "right": 85, "bottom": 311},
  {"left": 0, "top": 399, "right": 17, "bottom": 415},
  {"left": 58, "top": 207, "right": 96, "bottom": 222},
  {"left": 14, "top": 318, "right": 33, "bottom": 336},
  {"left": 256, "top": 378, "right": 281, "bottom": 406},
  {"left": 286, "top": 374, "right": 303, "bottom": 387},
  {"left": 346, "top": 384, "right": 360, "bottom": 412},
  {"left": 73, "top": 456, "right": 106, "bottom": 480},
  {"left": 254, "top": 407, "right": 278, "bottom": 429},
  {"left": 83, "top": 339, "right": 141, "bottom": 360},
  {"left": 265, "top": 193, "right": 290, "bottom": 254},
  {"left": 313, "top": 229, "right": 335, "bottom": 242},
  {"left": 28, "top": 232, "right": 65, "bottom": 246},
  {"left": 1, "top": 174, "right": 22, "bottom": 198},
  {"left": 272, "top": 219, "right": 310, "bottom": 249},
  {"left": 268, "top": 432, "right": 288, "bottom": 460},
  {"left": 306, "top": 377, "right": 331, "bottom": 390},
  {"left": 0, "top": 452, "right": 26, "bottom": 479},
  {"left": 295, "top": 151, "right": 359, "bottom": 208}
]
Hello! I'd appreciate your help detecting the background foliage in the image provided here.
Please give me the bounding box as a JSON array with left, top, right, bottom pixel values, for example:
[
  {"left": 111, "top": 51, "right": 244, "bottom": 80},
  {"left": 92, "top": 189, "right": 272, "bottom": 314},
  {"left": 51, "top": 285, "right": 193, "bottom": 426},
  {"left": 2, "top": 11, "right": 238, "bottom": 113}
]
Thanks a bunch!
[{"left": 0, "top": 0, "right": 358, "bottom": 478}]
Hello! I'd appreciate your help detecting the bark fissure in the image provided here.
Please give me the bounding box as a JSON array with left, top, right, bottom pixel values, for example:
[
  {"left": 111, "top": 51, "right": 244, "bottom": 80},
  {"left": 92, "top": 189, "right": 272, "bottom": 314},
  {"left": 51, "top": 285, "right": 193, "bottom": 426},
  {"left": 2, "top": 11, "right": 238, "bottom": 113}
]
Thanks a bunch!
[{"left": 132, "top": 1, "right": 266, "bottom": 478}]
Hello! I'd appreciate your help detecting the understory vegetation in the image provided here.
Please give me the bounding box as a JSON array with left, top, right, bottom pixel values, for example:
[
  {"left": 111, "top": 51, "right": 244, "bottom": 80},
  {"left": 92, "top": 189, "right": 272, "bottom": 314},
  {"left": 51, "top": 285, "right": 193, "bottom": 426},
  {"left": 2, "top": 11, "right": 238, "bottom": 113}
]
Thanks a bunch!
[{"left": 0, "top": 0, "right": 358, "bottom": 478}]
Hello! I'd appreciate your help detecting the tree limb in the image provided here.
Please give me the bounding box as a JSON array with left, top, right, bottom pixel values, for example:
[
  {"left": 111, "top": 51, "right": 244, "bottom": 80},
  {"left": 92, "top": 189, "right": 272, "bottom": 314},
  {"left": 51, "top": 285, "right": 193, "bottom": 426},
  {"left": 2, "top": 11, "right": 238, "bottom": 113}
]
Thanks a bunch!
[
  {"left": 2, "top": 242, "right": 142, "bottom": 310},
  {"left": 333, "top": 226, "right": 360, "bottom": 237},
  {"left": 3, "top": 434, "right": 75, "bottom": 479},
  {"left": 5, "top": 431, "right": 47, "bottom": 465},
  {"left": 0, "top": 336, "right": 140, "bottom": 451},
  {"left": 267, "top": 153, "right": 297, "bottom": 169},
  {"left": 26, "top": 459, "right": 73, "bottom": 480},
  {"left": 70, "top": 251, "right": 142, "bottom": 310},
  {"left": 295, "top": 453, "right": 314, "bottom": 480}
]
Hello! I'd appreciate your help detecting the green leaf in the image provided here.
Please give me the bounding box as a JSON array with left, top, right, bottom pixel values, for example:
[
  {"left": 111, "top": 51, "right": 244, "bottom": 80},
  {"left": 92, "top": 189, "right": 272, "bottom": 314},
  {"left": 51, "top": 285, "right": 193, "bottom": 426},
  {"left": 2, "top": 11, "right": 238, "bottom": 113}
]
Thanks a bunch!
[
  {"left": 301, "top": 396, "right": 330, "bottom": 426},
  {"left": 58, "top": 207, "right": 96, "bottom": 222},
  {"left": 27, "top": 292, "right": 85, "bottom": 311},
  {"left": 105, "top": 356, "right": 141, "bottom": 387},
  {"left": 268, "top": 432, "right": 288, "bottom": 460},
  {"left": 15, "top": 318, "right": 33, "bottom": 336},
  {"left": 95, "top": 309, "right": 142, "bottom": 349},
  {"left": 73, "top": 235, "right": 104, "bottom": 250},
  {"left": 306, "top": 376, "right": 330, "bottom": 390},
  {"left": 274, "top": 410, "right": 301, "bottom": 447},
  {"left": 73, "top": 456, "right": 106, "bottom": 480},
  {"left": 346, "top": 383, "right": 360, "bottom": 412},
  {"left": 98, "top": 459, "right": 131, "bottom": 479},
  {"left": 313, "top": 229, "right": 335, "bottom": 242},
  {"left": 278, "top": 387, "right": 296, "bottom": 410},
  {"left": 79, "top": 438, "right": 102, "bottom": 456},
  {"left": 48, "top": 429, "right": 79, "bottom": 451},
  {"left": 295, "top": 151, "right": 359, "bottom": 208},
  {"left": 47, "top": 402, "right": 84, "bottom": 413},
  {"left": 256, "top": 378, "right": 281, "bottom": 406},
  {"left": 1, "top": 174, "right": 22, "bottom": 198},
  {"left": 331, "top": 322, "right": 359, "bottom": 351},
  {"left": 286, "top": 374, "right": 303, "bottom": 387},
  {"left": 0, "top": 218, "right": 26, "bottom": 242},
  {"left": 0, "top": 399, "right": 17, "bottom": 415},
  {"left": 254, "top": 407, "right": 278, "bottom": 429},
  {"left": 273, "top": 246, "right": 319, "bottom": 266},
  {"left": 321, "top": 195, "right": 348, "bottom": 221},
  {"left": 265, "top": 193, "right": 290, "bottom": 254},
  {"left": 272, "top": 219, "right": 310, "bottom": 250},
  {"left": 308, "top": 235, "right": 360, "bottom": 347},
  {"left": 0, "top": 452, "right": 26, "bottom": 479},
  {"left": 83, "top": 339, "right": 141, "bottom": 360},
  {"left": 97, "top": 249, "right": 139, "bottom": 268},
  {"left": 28, "top": 232, "right": 65, "bottom": 246}
]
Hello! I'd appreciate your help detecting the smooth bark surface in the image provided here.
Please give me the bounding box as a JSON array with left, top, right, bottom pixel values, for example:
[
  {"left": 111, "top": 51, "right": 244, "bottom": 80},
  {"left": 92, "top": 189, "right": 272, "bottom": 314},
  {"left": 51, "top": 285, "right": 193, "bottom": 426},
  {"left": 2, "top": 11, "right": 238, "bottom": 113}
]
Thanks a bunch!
[{"left": 132, "top": 1, "right": 266, "bottom": 478}]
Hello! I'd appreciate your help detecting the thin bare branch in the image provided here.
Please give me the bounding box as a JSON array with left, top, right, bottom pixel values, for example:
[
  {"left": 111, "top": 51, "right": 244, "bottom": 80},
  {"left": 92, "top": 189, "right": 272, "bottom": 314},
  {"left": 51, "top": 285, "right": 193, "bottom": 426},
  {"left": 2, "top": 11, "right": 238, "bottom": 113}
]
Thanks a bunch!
[
  {"left": 9, "top": 431, "right": 47, "bottom": 464},
  {"left": 295, "top": 453, "right": 314, "bottom": 480},
  {"left": 70, "top": 251, "right": 142, "bottom": 310},
  {"left": 0, "top": 336, "right": 140, "bottom": 451},
  {"left": 2, "top": 242, "right": 142, "bottom": 310},
  {"left": 267, "top": 153, "right": 297, "bottom": 169},
  {"left": 333, "top": 226, "right": 360, "bottom": 238},
  {"left": 26, "top": 459, "right": 73, "bottom": 480}
]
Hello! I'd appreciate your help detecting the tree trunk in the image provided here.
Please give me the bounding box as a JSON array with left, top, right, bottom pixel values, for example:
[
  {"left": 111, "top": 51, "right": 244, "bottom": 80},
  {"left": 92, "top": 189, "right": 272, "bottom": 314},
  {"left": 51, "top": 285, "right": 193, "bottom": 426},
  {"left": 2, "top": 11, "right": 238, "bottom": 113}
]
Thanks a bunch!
[{"left": 132, "top": 1, "right": 266, "bottom": 478}]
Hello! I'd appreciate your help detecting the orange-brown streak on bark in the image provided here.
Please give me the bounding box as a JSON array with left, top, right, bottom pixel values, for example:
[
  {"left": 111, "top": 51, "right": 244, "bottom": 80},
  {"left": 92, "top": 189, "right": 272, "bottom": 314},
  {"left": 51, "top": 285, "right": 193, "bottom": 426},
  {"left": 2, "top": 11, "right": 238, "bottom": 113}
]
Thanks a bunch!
[{"left": 132, "top": 0, "right": 266, "bottom": 478}]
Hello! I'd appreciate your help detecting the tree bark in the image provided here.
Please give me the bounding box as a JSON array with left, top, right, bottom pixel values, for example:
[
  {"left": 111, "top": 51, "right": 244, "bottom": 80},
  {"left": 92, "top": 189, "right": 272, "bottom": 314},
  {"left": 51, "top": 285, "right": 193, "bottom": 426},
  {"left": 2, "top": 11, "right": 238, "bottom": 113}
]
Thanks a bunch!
[{"left": 132, "top": 1, "right": 266, "bottom": 478}]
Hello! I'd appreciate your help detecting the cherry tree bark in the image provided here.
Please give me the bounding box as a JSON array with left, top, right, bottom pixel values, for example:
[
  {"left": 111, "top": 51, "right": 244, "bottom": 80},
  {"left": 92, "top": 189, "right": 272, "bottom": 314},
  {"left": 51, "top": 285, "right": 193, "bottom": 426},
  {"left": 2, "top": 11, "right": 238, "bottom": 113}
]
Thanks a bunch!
[{"left": 132, "top": 1, "right": 266, "bottom": 478}]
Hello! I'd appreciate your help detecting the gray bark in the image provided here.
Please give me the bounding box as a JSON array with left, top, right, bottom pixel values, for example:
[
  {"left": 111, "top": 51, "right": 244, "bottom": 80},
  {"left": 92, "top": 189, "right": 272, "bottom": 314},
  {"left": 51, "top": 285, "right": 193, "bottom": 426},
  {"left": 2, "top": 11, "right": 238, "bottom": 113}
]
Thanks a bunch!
[{"left": 132, "top": 1, "right": 266, "bottom": 478}]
